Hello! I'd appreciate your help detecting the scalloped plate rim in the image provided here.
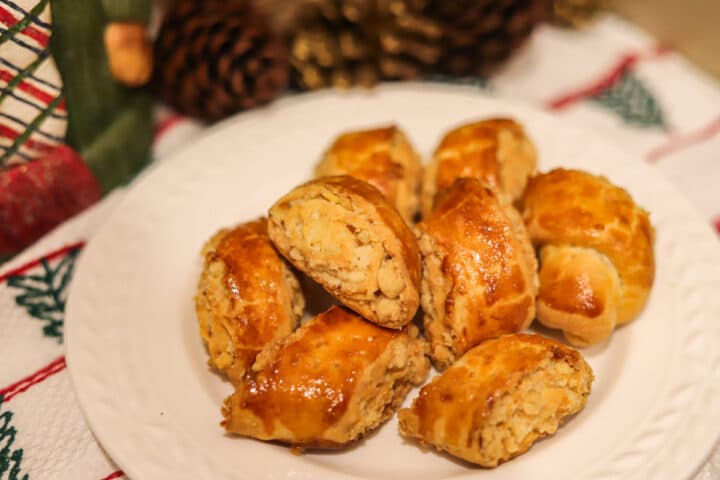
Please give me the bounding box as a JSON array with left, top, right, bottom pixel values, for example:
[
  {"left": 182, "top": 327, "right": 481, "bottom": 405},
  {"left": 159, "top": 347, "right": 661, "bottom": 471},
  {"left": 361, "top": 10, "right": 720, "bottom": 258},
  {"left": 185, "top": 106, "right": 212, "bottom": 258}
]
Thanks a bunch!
[{"left": 65, "top": 83, "right": 720, "bottom": 480}]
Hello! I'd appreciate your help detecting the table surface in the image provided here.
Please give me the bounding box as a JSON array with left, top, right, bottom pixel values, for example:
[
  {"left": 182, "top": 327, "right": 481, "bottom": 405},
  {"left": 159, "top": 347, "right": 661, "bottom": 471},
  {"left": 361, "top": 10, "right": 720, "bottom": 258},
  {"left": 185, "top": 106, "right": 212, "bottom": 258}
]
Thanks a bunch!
[{"left": 1, "top": 14, "right": 718, "bottom": 480}]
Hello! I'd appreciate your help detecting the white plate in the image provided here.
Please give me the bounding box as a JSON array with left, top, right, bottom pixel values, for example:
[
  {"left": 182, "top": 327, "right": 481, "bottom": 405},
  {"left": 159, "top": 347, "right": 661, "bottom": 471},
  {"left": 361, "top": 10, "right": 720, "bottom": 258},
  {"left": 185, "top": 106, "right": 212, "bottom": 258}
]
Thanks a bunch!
[{"left": 65, "top": 84, "right": 720, "bottom": 480}]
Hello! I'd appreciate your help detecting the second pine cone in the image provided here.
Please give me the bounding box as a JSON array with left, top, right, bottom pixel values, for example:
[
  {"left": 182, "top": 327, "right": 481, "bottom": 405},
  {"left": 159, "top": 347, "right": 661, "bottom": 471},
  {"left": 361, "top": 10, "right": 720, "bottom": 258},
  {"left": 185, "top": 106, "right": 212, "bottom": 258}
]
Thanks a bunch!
[{"left": 154, "top": 0, "right": 290, "bottom": 122}]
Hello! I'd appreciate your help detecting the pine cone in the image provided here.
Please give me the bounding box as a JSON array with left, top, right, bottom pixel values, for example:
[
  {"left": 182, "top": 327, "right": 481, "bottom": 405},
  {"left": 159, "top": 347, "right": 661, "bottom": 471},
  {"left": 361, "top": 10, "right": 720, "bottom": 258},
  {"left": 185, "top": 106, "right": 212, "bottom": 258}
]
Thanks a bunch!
[
  {"left": 375, "top": 0, "right": 444, "bottom": 79},
  {"left": 283, "top": 0, "right": 544, "bottom": 90},
  {"left": 153, "top": 0, "right": 290, "bottom": 122},
  {"left": 289, "top": 0, "right": 381, "bottom": 90},
  {"left": 384, "top": 0, "right": 545, "bottom": 76}
]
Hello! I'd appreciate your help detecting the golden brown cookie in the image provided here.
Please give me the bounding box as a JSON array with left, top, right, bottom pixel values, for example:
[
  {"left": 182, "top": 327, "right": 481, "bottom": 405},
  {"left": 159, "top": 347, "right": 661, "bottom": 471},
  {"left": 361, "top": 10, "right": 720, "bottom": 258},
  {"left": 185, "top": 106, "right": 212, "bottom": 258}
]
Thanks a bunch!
[
  {"left": 422, "top": 118, "right": 537, "bottom": 215},
  {"left": 398, "top": 333, "right": 594, "bottom": 467},
  {"left": 222, "top": 305, "right": 429, "bottom": 447},
  {"left": 315, "top": 126, "right": 422, "bottom": 223},
  {"left": 521, "top": 168, "right": 655, "bottom": 346},
  {"left": 268, "top": 175, "right": 421, "bottom": 329},
  {"left": 194, "top": 218, "right": 304, "bottom": 385},
  {"left": 416, "top": 178, "right": 538, "bottom": 369}
]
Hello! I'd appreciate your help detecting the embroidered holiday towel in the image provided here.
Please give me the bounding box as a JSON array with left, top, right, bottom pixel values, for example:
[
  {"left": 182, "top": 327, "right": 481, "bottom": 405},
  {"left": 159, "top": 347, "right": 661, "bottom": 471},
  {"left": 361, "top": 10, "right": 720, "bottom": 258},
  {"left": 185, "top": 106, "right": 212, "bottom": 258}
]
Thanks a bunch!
[
  {"left": 0, "top": 193, "right": 122, "bottom": 480},
  {"left": 1, "top": 14, "right": 719, "bottom": 480}
]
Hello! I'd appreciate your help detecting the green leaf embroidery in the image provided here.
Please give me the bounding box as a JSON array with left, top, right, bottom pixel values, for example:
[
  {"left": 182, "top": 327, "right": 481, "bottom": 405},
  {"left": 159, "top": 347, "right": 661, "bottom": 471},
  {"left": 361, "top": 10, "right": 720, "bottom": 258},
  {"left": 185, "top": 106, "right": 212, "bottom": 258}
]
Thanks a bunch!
[
  {"left": 7, "top": 248, "right": 80, "bottom": 343},
  {"left": 591, "top": 72, "right": 667, "bottom": 129},
  {"left": 0, "top": 396, "right": 29, "bottom": 480}
]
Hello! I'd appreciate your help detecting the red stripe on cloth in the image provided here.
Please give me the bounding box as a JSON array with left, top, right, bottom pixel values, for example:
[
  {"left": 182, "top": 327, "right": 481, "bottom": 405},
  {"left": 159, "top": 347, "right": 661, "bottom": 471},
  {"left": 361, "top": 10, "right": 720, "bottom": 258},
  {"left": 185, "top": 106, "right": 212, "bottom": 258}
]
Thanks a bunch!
[
  {"left": 0, "top": 356, "right": 66, "bottom": 403},
  {"left": 100, "top": 471, "right": 124, "bottom": 480},
  {"left": 0, "top": 5, "right": 19, "bottom": 26},
  {"left": 0, "top": 123, "right": 56, "bottom": 154},
  {"left": 153, "top": 113, "right": 187, "bottom": 141},
  {"left": 0, "top": 241, "right": 85, "bottom": 283},
  {"left": 0, "top": 5, "right": 49, "bottom": 47},
  {"left": 0, "top": 69, "right": 64, "bottom": 110},
  {"left": 646, "top": 115, "right": 720, "bottom": 162},
  {"left": 545, "top": 46, "right": 669, "bottom": 111}
]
